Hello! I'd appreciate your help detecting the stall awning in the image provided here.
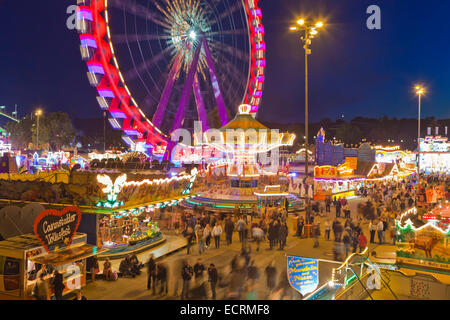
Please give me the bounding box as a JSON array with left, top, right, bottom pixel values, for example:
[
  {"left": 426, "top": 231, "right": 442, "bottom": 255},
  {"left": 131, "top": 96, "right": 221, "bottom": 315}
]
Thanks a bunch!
[{"left": 29, "top": 244, "right": 106, "bottom": 266}]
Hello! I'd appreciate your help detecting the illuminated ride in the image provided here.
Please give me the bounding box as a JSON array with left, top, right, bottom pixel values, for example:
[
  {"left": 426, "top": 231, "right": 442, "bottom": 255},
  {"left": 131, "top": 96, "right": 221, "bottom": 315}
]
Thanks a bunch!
[
  {"left": 180, "top": 105, "right": 303, "bottom": 213},
  {"left": 76, "top": 0, "right": 266, "bottom": 160}
]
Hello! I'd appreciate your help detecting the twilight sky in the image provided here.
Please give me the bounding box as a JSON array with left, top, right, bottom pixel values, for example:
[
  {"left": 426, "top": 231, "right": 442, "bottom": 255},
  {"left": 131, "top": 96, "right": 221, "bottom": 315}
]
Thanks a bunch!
[{"left": 0, "top": 0, "right": 449, "bottom": 125}]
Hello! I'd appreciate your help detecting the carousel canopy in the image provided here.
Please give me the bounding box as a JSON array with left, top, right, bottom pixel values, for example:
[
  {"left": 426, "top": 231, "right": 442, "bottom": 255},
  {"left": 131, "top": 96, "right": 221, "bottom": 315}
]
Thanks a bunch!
[{"left": 205, "top": 104, "right": 296, "bottom": 152}]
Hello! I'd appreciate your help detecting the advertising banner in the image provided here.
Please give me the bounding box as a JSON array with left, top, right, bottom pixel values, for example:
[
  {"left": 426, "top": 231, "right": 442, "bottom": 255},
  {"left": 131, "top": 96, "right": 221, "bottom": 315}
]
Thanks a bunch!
[
  {"left": 287, "top": 255, "right": 319, "bottom": 296},
  {"left": 33, "top": 206, "right": 82, "bottom": 252}
]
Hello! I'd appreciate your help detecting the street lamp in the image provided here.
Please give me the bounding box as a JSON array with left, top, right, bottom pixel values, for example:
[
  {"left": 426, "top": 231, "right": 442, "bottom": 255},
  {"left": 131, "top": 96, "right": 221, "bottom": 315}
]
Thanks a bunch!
[
  {"left": 290, "top": 18, "right": 325, "bottom": 205},
  {"left": 415, "top": 85, "right": 425, "bottom": 177},
  {"left": 35, "top": 109, "right": 42, "bottom": 148}
]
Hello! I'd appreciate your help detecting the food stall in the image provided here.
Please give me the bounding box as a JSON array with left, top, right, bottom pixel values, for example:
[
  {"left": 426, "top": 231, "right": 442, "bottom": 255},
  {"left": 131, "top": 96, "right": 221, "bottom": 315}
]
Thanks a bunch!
[
  {"left": 0, "top": 232, "right": 97, "bottom": 300},
  {"left": 255, "top": 185, "right": 289, "bottom": 211},
  {"left": 313, "top": 165, "right": 365, "bottom": 200}
]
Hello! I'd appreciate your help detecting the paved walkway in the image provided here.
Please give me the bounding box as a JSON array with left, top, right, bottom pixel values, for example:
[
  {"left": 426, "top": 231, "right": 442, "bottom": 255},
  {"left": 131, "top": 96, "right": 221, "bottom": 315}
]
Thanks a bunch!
[{"left": 81, "top": 196, "right": 398, "bottom": 300}]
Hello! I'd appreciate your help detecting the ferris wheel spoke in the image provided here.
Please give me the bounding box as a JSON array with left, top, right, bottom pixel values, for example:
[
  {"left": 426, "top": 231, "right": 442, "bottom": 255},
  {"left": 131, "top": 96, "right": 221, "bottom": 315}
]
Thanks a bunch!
[
  {"left": 108, "top": 0, "right": 170, "bottom": 29},
  {"left": 205, "top": 29, "right": 248, "bottom": 37},
  {"left": 208, "top": 1, "right": 242, "bottom": 27},
  {"left": 216, "top": 53, "right": 247, "bottom": 91},
  {"left": 111, "top": 33, "right": 172, "bottom": 45},
  {"left": 209, "top": 41, "right": 249, "bottom": 63},
  {"left": 124, "top": 46, "right": 173, "bottom": 81}
]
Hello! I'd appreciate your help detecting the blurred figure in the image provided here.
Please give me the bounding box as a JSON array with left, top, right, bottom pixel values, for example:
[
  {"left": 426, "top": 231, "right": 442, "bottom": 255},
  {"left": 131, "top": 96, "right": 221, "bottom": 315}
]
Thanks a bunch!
[
  {"left": 181, "top": 259, "right": 193, "bottom": 300},
  {"left": 51, "top": 270, "right": 65, "bottom": 300},
  {"left": 212, "top": 223, "right": 223, "bottom": 248},
  {"left": 358, "top": 232, "right": 368, "bottom": 253},
  {"left": 208, "top": 263, "right": 218, "bottom": 300},
  {"left": 225, "top": 218, "right": 234, "bottom": 245},
  {"left": 194, "top": 258, "right": 205, "bottom": 285},
  {"left": 156, "top": 262, "right": 168, "bottom": 296},
  {"left": 252, "top": 225, "right": 264, "bottom": 252},
  {"left": 247, "top": 260, "right": 259, "bottom": 286},
  {"left": 264, "top": 261, "right": 277, "bottom": 298},
  {"left": 171, "top": 258, "right": 184, "bottom": 297},
  {"left": 278, "top": 222, "right": 288, "bottom": 250},
  {"left": 343, "top": 232, "right": 351, "bottom": 258},
  {"left": 147, "top": 254, "right": 156, "bottom": 293},
  {"left": 324, "top": 219, "right": 331, "bottom": 240},
  {"left": 313, "top": 223, "right": 320, "bottom": 248}
]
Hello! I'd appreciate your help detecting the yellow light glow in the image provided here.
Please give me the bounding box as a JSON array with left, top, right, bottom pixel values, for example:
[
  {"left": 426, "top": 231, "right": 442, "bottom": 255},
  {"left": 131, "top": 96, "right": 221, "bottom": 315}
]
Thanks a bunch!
[
  {"left": 35, "top": 109, "right": 42, "bottom": 116},
  {"left": 297, "top": 19, "right": 305, "bottom": 26},
  {"left": 290, "top": 26, "right": 298, "bottom": 31},
  {"left": 310, "top": 29, "right": 318, "bottom": 35},
  {"left": 315, "top": 21, "right": 324, "bottom": 28},
  {"left": 415, "top": 85, "right": 425, "bottom": 95}
]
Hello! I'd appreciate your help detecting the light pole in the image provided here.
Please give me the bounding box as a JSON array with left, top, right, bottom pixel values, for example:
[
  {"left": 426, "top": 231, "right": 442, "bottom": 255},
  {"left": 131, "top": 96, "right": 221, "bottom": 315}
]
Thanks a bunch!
[
  {"left": 415, "top": 86, "right": 425, "bottom": 177},
  {"left": 290, "top": 19, "right": 324, "bottom": 205},
  {"left": 35, "top": 109, "right": 42, "bottom": 149}
]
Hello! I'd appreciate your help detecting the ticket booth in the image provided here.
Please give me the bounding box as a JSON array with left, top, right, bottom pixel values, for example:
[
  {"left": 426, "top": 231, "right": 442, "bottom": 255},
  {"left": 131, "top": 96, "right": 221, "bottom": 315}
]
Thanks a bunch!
[{"left": 0, "top": 232, "right": 98, "bottom": 300}]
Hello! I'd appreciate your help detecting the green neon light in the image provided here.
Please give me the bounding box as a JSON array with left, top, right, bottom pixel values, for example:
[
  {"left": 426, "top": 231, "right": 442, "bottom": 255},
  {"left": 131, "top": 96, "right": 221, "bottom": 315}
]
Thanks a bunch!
[{"left": 345, "top": 274, "right": 357, "bottom": 285}]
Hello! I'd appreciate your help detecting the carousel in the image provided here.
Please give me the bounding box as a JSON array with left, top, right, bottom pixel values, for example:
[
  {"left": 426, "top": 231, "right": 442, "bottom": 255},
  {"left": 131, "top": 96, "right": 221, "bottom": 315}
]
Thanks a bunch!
[{"left": 181, "top": 104, "right": 304, "bottom": 214}]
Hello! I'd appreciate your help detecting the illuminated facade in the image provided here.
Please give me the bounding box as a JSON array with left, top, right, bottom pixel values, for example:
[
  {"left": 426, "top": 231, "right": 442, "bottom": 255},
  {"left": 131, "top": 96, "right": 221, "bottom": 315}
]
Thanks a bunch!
[{"left": 418, "top": 136, "right": 450, "bottom": 174}]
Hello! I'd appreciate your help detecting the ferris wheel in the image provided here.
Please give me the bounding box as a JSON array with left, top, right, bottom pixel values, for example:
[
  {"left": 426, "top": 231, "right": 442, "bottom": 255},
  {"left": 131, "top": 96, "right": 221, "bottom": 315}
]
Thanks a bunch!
[{"left": 76, "top": 0, "right": 266, "bottom": 158}]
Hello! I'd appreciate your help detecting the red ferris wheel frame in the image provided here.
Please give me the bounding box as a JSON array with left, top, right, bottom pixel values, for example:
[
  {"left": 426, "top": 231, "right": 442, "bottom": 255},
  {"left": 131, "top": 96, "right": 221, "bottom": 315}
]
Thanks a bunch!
[{"left": 77, "top": 0, "right": 266, "bottom": 156}]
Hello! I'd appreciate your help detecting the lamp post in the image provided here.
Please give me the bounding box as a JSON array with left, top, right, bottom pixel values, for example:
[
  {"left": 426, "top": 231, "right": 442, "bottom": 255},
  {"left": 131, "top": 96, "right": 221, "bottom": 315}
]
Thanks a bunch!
[
  {"left": 415, "top": 86, "right": 425, "bottom": 176},
  {"left": 35, "top": 109, "right": 42, "bottom": 149},
  {"left": 290, "top": 19, "right": 324, "bottom": 205}
]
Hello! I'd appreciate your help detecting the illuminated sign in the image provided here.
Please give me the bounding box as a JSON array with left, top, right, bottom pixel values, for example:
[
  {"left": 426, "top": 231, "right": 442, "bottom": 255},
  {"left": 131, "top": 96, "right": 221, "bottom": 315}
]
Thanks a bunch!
[
  {"left": 287, "top": 255, "right": 319, "bottom": 296},
  {"left": 33, "top": 206, "right": 82, "bottom": 253},
  {"left": 374, "top": 145, "right": 400, "bottom": 152}
]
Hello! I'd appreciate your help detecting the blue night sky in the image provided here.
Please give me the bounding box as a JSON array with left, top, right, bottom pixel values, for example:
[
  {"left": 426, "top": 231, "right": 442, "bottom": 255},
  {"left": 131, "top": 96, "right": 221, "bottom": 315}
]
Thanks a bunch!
[{"left": 0, "top": 0, "right": 449, "bottom": 124}]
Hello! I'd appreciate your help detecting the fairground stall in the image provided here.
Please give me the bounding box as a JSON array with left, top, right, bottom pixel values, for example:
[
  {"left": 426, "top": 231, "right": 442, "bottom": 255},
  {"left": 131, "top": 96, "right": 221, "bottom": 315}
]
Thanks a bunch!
[
  {"left": 396, "top": 205, "right": 450, "bottom": 277},
  {"left": 0, "top": 169, "right": 199, "bottom": 259},
  {"left": 364, "top": 162, "right": 416, "bottom": 183},
  {"left": 313, "top": 165, "right": 365, "bottom": 200},
  {"left": 418, "top": 136, "right": 450, "bottom": 174},
  {"left": 0, "top": 232, "right": 96, "bottom": 300},
  {"left": 255, "top": 185, "right": 289, "bottom": 214}
]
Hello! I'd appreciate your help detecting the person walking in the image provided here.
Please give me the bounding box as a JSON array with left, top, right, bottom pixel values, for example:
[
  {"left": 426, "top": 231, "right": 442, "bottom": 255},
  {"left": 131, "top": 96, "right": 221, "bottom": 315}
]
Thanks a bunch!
[
  {"left": 87, "top": 255, "right": 99, "bottom": 282},
  {"left": 194, "top": 259, "right": 205, "bottom": 285},
  {"left": 181, "top": 260, "right": 194, "bottom": 300},
  {"left": 382, "top": 219, "right": 388, "bottom": 244},
  {"left": 358, "top": 232, "right": 367, "bottom": 253},
  {"left": 278, "top": 222, "right": 288, "bottom": 250},
  {"left": 324, "top": 219, "right": 331, "bottom": 240},
  {"left": 351, "top": 231, "right": 359, "bottom": 253},
  {"left": 343, "top": 232, "right": 351, "bottom": 258},
  {"left": 336, "top": 199, "right": 342, "bottom": 218},
  {"left": 377, "top": 219, "right": 384, "bottom": 245},
  {"left": 51, "top": 270, "right": 65, "bottom": 300},
  {"left": 313, "top": 223, "right": 321, "bottom": 248},
  {"left": 33, "top": 273, "right": 49, "bottom": 300},
  {"left": 268, "top": 221, "right": 277, "bottom": 250},
  {"left": 225, "top": 218, "right": 234, "bottom": 245},
  {"left": 296, "top": 216, "right": 304, "bottom": 238},
  {"left": 265, "top": 261, "right": 277, "bottom": 298},
  {"left": 185, "top": 226, "right": 194, "bottom": 255},
  {"left": 247, "top": 260, "right": 259, "bottom": 286},
  {"left": 208, "top": 263, "right": 218, "bottom": 300},
  {"left": 195, "top": 223, "right": 205, "bottom": 255},
  {"left": 147, "top": 254, "right": 157, "bottom": 293},
  {"left": 336, "top": 220, "right": 343, "bottom": 242},
  {"left": 325, "top": 196, "right": 331, "bottom": 213},
  {"left": 252, "top": 226, "right": 264, "bottom": 252},
  {"left": 157, "top": 263, "right": 168, "bottom": 296},
  {"left": 369, "top": 220, "right": 376, "bottom": 244},
  {"left": 204, "top": 224, "right": 211, "bottom": 249},
  {"left": 212, "top": 223, "right": 222, "bottom": 249},
  {"left": 237, "top": 217, "right": 246, "bottom": 243}
]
